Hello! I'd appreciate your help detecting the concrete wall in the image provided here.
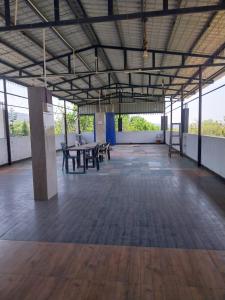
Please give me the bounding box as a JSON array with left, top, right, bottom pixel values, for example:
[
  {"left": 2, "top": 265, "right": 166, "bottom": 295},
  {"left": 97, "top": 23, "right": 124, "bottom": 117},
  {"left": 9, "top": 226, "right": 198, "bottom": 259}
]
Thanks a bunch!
[
  {"left": 116, "top": 131, "right": 163, "bottom": 144},
  {"left": 82, "top": 132, "right": 95, "bottom": 143},
  {"left": 67, "top": 133, "right": 76, "bottom": 146},
  {"left": 0, "top": 133, "right": 77, "bottom": 165},
  {"left": 11, "top": 136, "right": 31, "bottom": 162},
  {"left": 202, "top": 135, "right": 225, "bottom": 179},
  {"left": 183, "top": 134, "right": 198, "bottom": 161},
  {"left": 1, "top": 132, "right": 225, "bottom": 179},
  {"left": 166, "top": 131, "right": 225, "bottom": 179},
  {"left": 55, "top": 134, "right": 65, "bottom": 150},
  {"left": 81, "top": 130, "right": 163, "bottom": 144},
  {"left": 55, "top": 133, "right": 76, "bottom": 150}
]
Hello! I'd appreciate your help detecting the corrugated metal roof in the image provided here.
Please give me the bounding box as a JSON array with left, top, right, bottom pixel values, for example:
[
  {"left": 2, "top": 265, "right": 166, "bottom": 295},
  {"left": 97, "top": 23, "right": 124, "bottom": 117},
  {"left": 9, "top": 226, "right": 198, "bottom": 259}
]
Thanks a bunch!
[
  {"left": 79, "top": 101, "right": 164, "bottom": 114},
  {"left": 0, "top": 0, "right": 224, "bottom": 105}
]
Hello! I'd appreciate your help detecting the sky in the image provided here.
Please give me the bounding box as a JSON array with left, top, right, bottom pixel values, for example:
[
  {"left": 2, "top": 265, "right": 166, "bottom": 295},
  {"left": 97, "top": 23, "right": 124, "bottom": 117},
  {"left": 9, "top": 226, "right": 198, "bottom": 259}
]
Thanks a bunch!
[{"left": 139, "top": 75, "right": 225, "bottom": 125}]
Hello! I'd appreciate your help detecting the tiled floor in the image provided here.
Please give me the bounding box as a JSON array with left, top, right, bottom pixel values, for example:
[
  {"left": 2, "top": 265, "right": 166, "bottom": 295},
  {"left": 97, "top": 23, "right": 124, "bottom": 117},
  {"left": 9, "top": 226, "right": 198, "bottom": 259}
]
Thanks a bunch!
[{"left": 0, "top": 145, "right": 225, "bottom": 250}]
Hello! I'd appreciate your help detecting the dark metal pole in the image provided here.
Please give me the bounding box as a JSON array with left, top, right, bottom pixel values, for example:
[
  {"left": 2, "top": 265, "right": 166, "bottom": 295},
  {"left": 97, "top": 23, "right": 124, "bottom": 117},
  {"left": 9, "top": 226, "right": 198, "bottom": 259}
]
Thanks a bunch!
[
  {"left": 54, "top": 0, "right": 60, "bottom": 22},
  {"left": 169, "top": 96, "right": 173, "bottom": 157},
  {"left": 162, "top": 82, "right": 166, "bottom": 144},
  {"left": 4, "top": 0, "right": 11, "bottom": 27},
  {"left": 108, "top": 0, "right": 113, "bottom": 15},
  {"left": 3, "top": 79, "right": 11, "bottom": 165},
  {"left": 180, "top": 85, "right": 184, "bottom": 156},
  {"left": 198, "top": 67, "right": 202, "bottom": 167},
  {"left": 77, "top": 106, "right": 81, "bottom": 134},
  {"left": 64, "top": 100, "right": 68, "bottom": 145},
  {"left": 118, "top": 91, "right": 122, "bottom": 132}
]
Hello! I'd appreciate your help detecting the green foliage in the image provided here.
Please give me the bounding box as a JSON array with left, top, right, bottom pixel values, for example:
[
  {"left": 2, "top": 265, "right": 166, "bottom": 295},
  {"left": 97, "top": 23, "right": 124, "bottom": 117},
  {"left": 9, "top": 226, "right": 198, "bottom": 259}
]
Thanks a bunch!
[
  {"left": 66, "top": 106, "right": 78, "bottom": 133},
  {"left": 21, "top": 120, "right": 29, "bottom": 136},
  {"left": 115, "top": 115, "right": 160, "bottom": 131},
  {"left": 10, "top": 120, "right": 30, "bottom": 136},
  {"left": 9, "top": 108, "right": 29, "bottom": 136},
  {"left": 54, "top": 104, "right": 78, "bottom": 135},
  {"left": 189, "top": 119, "right": 225, "bottom": 137},
  {"left": 80, "top": 115, "right": 94, "bottom": 132},
  {"left": 54, "top": 118, "right": 63, "bottom": 135}
]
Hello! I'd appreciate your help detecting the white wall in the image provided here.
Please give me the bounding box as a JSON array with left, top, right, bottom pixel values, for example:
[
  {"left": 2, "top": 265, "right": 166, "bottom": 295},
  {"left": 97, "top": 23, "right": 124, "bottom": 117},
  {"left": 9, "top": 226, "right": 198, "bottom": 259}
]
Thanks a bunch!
[
  {"left": 0, "top": 133, "right": 77, "bottom": 165},
  {"left": 202, "top": 135, "right": 225, "bottom": 178},
  {"left": 55, "top": 134, "right": 65, "bottom": 150},
  {"left": 82, "top": 132, "right": 94, "bottom": 143},
  {"left": 116, "top": 131, "right": 163, "bottom": 144},
  {"left": 67, "top": 133, "right": 76, "bottom": 146},
  {"left": 11, "top": 136, "right": 31, "bottom": 162},
  {"left": 166, "top": 131, "right": 225, "bottom": 179},
  {"left": 0, "top": 138, "right": 7, "bottom": 165},
  {"left": 1, "top": 132, "right": 225, "bottom": 179},
  {"left": 183, "top": 134, "right": 198, "bottom": 161},
  {"left": 55, "top": 133, "right": 77, "bottom": 149}
]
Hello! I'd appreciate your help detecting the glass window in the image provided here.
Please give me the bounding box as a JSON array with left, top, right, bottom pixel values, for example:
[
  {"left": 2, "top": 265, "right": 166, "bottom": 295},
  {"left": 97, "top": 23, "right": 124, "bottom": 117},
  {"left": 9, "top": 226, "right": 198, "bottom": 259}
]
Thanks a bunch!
[
  {"left": 6, "top": 81, "right": 28, "bottom": 98},
  {"left": 7, "top": 94, "right": 29, "bottom": 136}
]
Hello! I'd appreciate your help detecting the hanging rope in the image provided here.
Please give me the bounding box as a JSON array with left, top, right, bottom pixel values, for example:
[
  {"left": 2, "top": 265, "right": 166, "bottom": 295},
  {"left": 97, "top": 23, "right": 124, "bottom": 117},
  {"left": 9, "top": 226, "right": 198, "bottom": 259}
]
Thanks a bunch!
[
  {"left": 72, "top": 49, "right": 76, "bottom": 74},
  {"left": 98, "top": 90, "right": 101, "bottom": 112},
  {"left": 14, "top": 0, "right": 18, "bottom": 25},
  {"left": 43, "top": 29, "right": 47, "bottom": 87}
]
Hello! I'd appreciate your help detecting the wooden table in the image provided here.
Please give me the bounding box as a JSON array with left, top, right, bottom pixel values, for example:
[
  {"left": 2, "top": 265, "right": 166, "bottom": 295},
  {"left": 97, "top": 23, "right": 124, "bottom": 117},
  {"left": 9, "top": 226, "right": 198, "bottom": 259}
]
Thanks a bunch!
[{"left": 66, "top": 143, "right": 98, "bottom": 174}]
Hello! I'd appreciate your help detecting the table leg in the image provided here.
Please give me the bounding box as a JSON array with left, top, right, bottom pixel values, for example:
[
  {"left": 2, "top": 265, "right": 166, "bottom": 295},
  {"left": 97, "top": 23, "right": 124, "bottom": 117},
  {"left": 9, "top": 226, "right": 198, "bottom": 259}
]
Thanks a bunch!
[
  {"left": 92, "top": 149, "right": 95, "bottom": 167},
  {"left": 83, "top": 150, "right": 86, "bottom": 173},
  {"left": 77, "top": 151, "right": 81, "bottom": 168},
  {"left": 65, "top": 157, "right": 69, "bottom": 173}
]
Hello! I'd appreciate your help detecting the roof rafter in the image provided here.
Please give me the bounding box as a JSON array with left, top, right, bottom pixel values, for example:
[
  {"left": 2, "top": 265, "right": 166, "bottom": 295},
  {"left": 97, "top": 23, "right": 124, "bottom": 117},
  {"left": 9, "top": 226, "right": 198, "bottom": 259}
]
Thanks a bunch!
[
  {"left": 169, "top": 0, "right": 225, "bottom": 96},
  {"left": 24, "top": 0, "right": 100, "bottom": 99},
  {"left": 65, "top": 0, "right": 119, "bottom": 86}
]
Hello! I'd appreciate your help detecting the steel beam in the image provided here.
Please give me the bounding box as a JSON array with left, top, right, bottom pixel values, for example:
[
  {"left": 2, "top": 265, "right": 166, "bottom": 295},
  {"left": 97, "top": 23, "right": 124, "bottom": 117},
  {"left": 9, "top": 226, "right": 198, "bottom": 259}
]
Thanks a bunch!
[
  {"left": 3, "top": 61, "right": 224, "bottom": 78},
  {"left": 48, "top": 82, "right": 201, "bottom": 92},
  {"left": 0, "top": 4, "right": 225, "bottom": 32},
  {"left": 97, "top": 44, "right": 225, "bottom": 60}
]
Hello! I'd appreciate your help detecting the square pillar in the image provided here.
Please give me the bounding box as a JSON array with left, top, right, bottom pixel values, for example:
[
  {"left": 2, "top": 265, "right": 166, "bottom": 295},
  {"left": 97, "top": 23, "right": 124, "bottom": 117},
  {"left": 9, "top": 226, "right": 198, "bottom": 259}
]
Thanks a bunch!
[
  {"left": 28, "top": 87, "right": 58, "bottom": 201},
  {"left": 95, "top": 112, "right": 106, "bottom": 143},
  {"left": 0, "top": 102, "right": 5, "bottom": 138}
]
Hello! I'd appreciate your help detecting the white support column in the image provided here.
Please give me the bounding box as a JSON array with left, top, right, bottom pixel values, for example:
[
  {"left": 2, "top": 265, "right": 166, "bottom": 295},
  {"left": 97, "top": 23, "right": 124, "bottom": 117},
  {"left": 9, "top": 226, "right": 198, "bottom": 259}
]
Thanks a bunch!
[
  {"left": 95, "top": 112, "right": 106, "bottom": 143},
  {"left": 0, "top": 102, "right": 5, "bottom": 138},
  {"left": 28, "top": 87, "right": 58, "bottom": 201}
]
